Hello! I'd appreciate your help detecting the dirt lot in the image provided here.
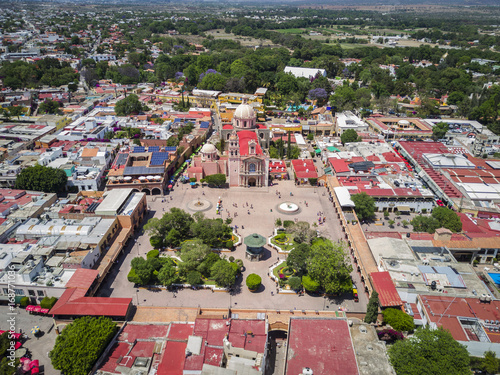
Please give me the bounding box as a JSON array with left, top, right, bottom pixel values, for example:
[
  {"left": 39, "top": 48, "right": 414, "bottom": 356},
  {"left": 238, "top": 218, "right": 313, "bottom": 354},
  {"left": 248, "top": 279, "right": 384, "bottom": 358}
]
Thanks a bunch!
[{"left": 205, "top": 29, "right": 276, "bottom": 47}]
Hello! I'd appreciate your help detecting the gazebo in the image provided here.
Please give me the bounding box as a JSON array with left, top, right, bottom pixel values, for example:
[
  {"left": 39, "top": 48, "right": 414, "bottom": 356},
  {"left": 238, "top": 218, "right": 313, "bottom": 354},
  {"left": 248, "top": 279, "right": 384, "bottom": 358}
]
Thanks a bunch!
[{"left": 244, "top": 233, "right": 266, "bottom": 261}]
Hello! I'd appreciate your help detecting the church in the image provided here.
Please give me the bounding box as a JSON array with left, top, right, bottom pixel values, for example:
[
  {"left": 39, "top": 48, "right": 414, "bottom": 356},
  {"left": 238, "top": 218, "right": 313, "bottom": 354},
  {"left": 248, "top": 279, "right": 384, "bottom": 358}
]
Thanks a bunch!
[{"left": 225, "top": 99, "right": 270, "bottom": 187}]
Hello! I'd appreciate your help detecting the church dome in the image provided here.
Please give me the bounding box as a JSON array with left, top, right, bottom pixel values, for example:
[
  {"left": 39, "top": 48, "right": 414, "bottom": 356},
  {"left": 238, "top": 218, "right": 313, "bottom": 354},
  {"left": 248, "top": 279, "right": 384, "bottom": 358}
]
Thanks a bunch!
[
  {"left": 234, "top": 102, "right": 255, "bottom": 120},
  {"left": 201, "top": 143, "right": 217, "bottom": 154}
]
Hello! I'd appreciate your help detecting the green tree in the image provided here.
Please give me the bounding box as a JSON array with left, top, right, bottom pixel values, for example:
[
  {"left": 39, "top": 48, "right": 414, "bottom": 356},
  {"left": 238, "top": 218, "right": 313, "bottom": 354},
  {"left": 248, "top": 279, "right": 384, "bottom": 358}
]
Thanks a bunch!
[
  {"left": 431, "top": 206, "right": 462, "bottom": 232},
  {"left": 302, "top": 275, "right": 320, "bottom": 293},
  {"left": 307, "top": 133, "right": 314, "bottom": 141},
  {"left": 364, "top": 291, "right": 379, "bottom": 323},
  {"left": 0, "top": 332, "right": 19, "bottom": 374},
  {"left": 199, "top": 73, "right": 226, "bottom": 91},
  {"left": 204, "top": 173, "right": 226, "bottom": 187},
  {"left": 129, "top": 257, "right": 155, "bottom": 285},
  {"left": 388, "top": 327, "right": 470, "bottom": 375},
  {"left": 211, "top": 259, "right": 237, "bottom": 288},
  {"left": 246, "top": 273, "right": 262, "bottom": 290},
  {"left": 50, "top": 317, "right": 117, "bottom": 375},
  {"left": 383, "top": 308, "right": 415, "bottom": 332},
  {"left": 8, "top": 105, "right": 24, "bottom": 120},
  {"left": 288, "top": 276, "right": 302, "bottom": 291},
  {"left": 186, "top": 271, "right": 203, "bottom": 285},
  {"left": 115, "top": 94, "right": 149, "bottom": 116},
  {"left": 340, "top": 129, "right": 361, "bottom": 145},
  {"left": 286, "top": 243, "right": 311, "bottom": 275},
  {"left": 15, "top": 165, "right": 67, "bottom": 193},
  {"left": 410, "top": 215, "right": 440, "bottom": 233},
  {"left": 351, "top": 192, "right": 376, "bottom": 221},
  {"left": 197, "top": 252, "right": 220, "bottom": 277},
  {"left": 39, "top": 99, "right": 62, "bottom": 114},
  {"left": 482, "top": 351, "right": 500, "bottom": 375},
  {"left": 308, "top": 240, "right": 352, "bottom": 295},
  {"left": 432, "top": 122, "right": 449, "bottom": 141},
  {"left": 329, "top": 85, "right": 356, "bottom": 112},
  {"left": 179, "top": 239, "right": 211, "bottom": 272},
  {"left": 144, "top": 208, "right": 194, "bottom": 247},
  {"left": 157, "top": 259, "right": 178, "bottom": 286}
]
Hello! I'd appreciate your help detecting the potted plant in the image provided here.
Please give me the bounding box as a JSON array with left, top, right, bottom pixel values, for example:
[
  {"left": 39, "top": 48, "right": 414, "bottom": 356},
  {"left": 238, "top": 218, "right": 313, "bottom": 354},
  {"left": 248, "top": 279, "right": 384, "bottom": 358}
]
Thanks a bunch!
[{"left": 246, "top": 273, "right": 262, "bottom": 292}]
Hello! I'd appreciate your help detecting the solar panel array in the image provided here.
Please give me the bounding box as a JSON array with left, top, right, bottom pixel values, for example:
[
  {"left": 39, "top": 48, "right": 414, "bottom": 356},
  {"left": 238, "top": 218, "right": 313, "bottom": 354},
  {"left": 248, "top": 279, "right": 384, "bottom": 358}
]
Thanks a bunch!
[
  {"left": 115, "top": 153, "right": 129, "bottom": 168},
  {"left": 148, "top": 146, "right": 160, "bottom": 152},
  {"left": 200, "top": 121, "right": 209, "bottom": 129},
  {"left": 133, "top": 146, "right": 145, "bottom": 153},
  {"left": 150, "top": 152, "right": 169, "bottom": 166},
  {"left": 164, "top": 146, "right": 177, "bottom": 152}
]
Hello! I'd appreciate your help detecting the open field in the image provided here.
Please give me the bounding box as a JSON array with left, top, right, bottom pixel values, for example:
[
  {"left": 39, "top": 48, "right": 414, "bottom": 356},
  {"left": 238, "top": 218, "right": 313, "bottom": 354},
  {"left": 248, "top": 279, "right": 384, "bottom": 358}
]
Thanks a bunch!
[{"left": 205, "top": 29, "right": 275, "bottom": 47}]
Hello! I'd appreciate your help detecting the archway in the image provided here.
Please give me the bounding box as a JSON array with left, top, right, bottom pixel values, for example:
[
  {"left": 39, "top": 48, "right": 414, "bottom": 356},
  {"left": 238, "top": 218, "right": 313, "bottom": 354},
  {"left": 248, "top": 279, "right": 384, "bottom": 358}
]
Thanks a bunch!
[
  {"left": 142, "top": 188, "right": 151, "bottom": 195},
  {"left": 248, "top": 177, "right": 256, "bottom": 187},
  {"left": 132, "top": 189, "right": 140, "bottom": 193},
  {"left": 152, "top": 188, "right": 162, "bottom": 195}
]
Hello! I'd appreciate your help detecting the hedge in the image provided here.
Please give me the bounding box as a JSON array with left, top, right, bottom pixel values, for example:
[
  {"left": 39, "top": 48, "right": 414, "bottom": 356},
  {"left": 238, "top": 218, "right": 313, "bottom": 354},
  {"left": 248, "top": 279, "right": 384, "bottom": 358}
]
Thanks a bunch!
[{"left": 246, "top": 273, "right": 262, "bottom": 290}]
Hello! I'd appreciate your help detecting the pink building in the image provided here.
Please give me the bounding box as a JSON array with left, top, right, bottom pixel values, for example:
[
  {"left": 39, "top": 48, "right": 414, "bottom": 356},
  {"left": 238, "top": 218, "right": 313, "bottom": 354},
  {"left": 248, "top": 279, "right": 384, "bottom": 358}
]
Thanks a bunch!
[{"left": 186, "top": 143, "right": 228, "bottom": 181}]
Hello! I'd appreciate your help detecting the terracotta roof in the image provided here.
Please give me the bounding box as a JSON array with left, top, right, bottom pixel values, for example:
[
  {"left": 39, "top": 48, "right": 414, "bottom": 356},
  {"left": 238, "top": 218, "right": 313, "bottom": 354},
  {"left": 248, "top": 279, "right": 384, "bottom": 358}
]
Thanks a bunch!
[
  {"left": 370, "top": 271, "right": 403, "bottom": 307},
  {"left": 81, "top": 148, "right": 99, "bottom": 157},
  {"left": 238, "top": 131, "right": 263, "bottom": 156}
]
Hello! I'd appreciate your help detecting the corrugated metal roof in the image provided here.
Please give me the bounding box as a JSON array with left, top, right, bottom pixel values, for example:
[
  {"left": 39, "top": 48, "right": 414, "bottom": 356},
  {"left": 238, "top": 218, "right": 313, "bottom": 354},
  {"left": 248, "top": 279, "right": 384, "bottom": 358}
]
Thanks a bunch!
[{"left": 370, "top": 271, "right": 403, "bottom": 307}]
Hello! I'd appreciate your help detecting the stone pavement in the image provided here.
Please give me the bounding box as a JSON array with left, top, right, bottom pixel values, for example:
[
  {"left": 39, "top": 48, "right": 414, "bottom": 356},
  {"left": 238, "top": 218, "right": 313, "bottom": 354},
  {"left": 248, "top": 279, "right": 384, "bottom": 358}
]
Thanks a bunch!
[
  {"left": 0, "top": 306, "right": 57, "bottom": 375},
  {"left": 98, "top": 179, "right": 368, "bottom": 314}
]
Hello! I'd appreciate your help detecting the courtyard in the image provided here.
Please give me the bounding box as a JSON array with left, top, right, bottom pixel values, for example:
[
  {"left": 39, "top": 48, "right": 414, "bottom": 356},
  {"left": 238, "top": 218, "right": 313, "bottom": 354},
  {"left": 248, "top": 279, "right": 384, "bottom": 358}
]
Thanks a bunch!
[{"left": 98, "top": 179, "right": 368, "bottom": 313}]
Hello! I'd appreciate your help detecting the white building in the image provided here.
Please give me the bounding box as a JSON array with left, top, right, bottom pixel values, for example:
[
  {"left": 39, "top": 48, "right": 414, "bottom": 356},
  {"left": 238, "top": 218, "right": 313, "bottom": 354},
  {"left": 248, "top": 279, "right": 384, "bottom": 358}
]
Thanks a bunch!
[
  {"left": 335, "top": 111, "right": 369, "bottom": 135},
  {"left": 284, "top": 66, "right": 326, "bottom": 79}
]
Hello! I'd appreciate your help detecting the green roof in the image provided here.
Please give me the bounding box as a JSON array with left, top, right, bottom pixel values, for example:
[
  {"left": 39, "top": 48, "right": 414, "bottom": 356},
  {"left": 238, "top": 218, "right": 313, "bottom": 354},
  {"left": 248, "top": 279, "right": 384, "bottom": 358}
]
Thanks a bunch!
[
  {"left": 315, "top": 148, "right": 322, "bottom": 154},
  {"left": 244, "top": 233, "right": 266, "bottom": 248},
  {"left": 327, "top": 146, "right": 340, "bottom": 152}
]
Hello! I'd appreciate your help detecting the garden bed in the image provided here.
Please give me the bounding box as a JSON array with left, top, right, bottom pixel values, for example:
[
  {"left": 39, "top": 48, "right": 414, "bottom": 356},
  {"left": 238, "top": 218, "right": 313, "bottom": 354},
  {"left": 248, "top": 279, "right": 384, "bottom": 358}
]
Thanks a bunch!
[{"left": 269, "top": 230, "right": 297, "bottom": 253}]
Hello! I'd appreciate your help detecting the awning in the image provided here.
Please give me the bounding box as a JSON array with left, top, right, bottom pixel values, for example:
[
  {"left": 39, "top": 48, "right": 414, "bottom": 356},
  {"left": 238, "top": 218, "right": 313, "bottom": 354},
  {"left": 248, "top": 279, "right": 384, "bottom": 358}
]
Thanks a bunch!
[
  {"left": 396, "top": 205, "right": 411, "bottom": 212},
  {"left": 334, "top": 186, "right": 355, "bottom": 208},
  {"left": 315, "top": 148, "right": 322, "bottom": 154}
]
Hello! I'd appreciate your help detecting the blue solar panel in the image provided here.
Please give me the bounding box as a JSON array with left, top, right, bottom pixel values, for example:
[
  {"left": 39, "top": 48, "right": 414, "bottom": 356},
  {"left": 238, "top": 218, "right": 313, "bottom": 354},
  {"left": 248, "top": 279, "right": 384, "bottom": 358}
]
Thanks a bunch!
[
  {"left": 133, "top": 146, "right": 145, "bottom": 153},
  {"left": 164, "top": 147, "right": 177, "bottom": 152},
  {"left": 200, "top": 121, "right": 209, "bottom": 129},
  {"left": 150, "top": 152, "right": 169, "bottom": 166},
  {"left": 174, "top": 118, "right": 181, "bottom": 123},
  {"left": 148, "top": 146, "right": 159, "bottom": 152}
]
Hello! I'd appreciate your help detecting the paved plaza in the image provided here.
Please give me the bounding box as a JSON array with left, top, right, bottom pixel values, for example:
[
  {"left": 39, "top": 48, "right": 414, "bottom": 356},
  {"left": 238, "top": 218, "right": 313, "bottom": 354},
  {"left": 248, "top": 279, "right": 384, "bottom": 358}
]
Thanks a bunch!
[
  {"left": 98, "top": 179, "right": 368, "bottom": 313},
  {"left": 0, "top": 306, "right": 58, "bottom": 375}
]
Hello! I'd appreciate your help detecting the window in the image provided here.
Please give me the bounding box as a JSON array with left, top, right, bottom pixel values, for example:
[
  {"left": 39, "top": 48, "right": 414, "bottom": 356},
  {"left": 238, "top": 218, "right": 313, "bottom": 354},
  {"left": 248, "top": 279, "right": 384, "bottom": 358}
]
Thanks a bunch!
[
  {"left": 2, "top": 288, "right": 8, "bottom": 294},
  {"left": 28, "top": 290, "right": 35, "bottom": 296},
  {"left": 249, "top": 163, "right": 256, "bottom": 172},
  {"left": 37, "top": 290, "right": 45, "bottom": 297},
  {"left": 14, "top": 289, "right": 25, "bottom": 296}
]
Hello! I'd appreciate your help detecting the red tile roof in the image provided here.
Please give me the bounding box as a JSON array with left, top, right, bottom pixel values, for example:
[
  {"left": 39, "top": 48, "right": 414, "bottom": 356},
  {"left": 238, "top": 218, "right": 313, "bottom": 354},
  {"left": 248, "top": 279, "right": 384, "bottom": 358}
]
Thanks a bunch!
[
  {"left": 329, "top": 158, "right": 350, "bottom": 173},
  {"left": 158, "top": 341, "right": 186, "bottom": 375},
  {"left": 238, "top": 131, "right": 263, "bottom": 156},
  {"left": 291, "top": 159, "right": 318, "bottom": 179},
  {"left": 370, "top": 271, "right": 403, "bottom": 307},
  {"left": 222, "top": 125, "right": 233, "bottom": 130},
  {"left": 285, "top": 319, "right": 359, "bottom": 375}
]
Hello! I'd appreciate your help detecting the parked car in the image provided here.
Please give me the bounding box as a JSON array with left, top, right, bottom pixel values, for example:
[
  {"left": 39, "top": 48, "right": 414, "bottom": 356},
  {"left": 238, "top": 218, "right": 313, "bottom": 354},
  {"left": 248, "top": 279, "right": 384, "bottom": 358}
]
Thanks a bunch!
[{"left": 436, "top": 199, "right": 445, "bottom": 207}]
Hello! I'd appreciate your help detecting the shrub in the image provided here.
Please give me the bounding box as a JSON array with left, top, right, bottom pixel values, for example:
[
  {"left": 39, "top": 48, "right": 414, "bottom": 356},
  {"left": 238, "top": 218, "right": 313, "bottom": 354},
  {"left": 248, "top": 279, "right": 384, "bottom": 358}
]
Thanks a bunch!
[
  {"left": 275, "top": 233, "right": 287, "bottom": 241},
  {"left": 229, "top": 256, "right": 235, "bottom": 262},
  {"left": 225, "top": 240, "right": 234, "bottom": 249},
  {"left": 150, "top": 236, "right": 164, "bottom": 249},
  {"left": 383, "top": 308, "right": 415, "bottom": 332},
  {"left": 283, "top": 220, "right": 294, "bottom": 228},
  {"left": 225, "top": 218, "right": 233, "bottom": 225},
  {"left": 246, "top": 273, "right": 262, "bottom": 290},
  {"left": 189, "top": 177, "right": 197, "bottom": 183},
  {"left": 186, "top": 271, "right": 203, "bottom": 285},
  {"left": 288, "top": 276, "right": 302, "bottom": 290},
  {"left": 235, "top": 259, "right": 244, "bottom": 269},
  {"left": 147, "top": 249, "right": 159, "bottom": 259},
  {"left": 40, "top": 296, "right": 58, "bottom": 309},
  {"left": 302, "top": 275, "right": 320, "bottom": 292},
  {"left": 275, "top": 218, "right": 282, "bottom": 227},
  {"left": 20, "top": 296, "right": 29, "bottom": 307}
]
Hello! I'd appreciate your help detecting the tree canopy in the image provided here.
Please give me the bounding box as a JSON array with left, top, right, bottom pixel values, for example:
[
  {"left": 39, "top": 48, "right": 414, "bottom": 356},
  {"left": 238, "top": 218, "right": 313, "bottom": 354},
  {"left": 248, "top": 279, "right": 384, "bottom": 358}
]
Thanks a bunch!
[
  {"left": 15, "top": 165, "right": 68, "bottom": 193},
  {"left": 382, "top": 308, "right": 415, "bottom": 332},
  {"left": 388, "top": 327, "right": 470, "bottom": 375},
  {"left": 50, "top": 317, "right": 117, "bottom": 375},
  {"left": 115, "top": 94, "right": 150, "bottom": 116},
  {"left": 340, "top": 129, "right": 362, "bottom": 145},
  {"left": 411, "top": 206, "right": 462, "bottom": 233},
  {"left": 432, "top": 122, "right": 449, "bottom": 141},
  {"left": 351, "top": 192, "right": 376, "bottom": 221}
]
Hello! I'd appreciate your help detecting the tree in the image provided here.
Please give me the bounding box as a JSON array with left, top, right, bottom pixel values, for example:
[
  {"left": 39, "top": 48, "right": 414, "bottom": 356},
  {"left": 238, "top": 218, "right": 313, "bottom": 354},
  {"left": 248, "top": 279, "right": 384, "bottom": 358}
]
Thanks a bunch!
[
  {"left": 365, "top": 291, "right": 379, "bottom": 323},
  {"left": 351, "top": 192, "right": 376, "bottom": 221},
  {"left": 115, "top": 94, "right": 149, "bottom": 116},
  {"left": 401, "top": 220, "right": 409, "bottom": 228},
  {"left": 388, "top": 327, "right": 470, "bottom": 375},
  {"left": 211, "top": 259, "right": 237, "bottom": 288},
  {"left": 287, "top": 243, "right": 311, "bottom": 274},
  {"left": 432, "top": 122, "right": 449, "bottom": 141},
  {"left": 482, "top": 351, "right": 500, "bottom": 375},
  {"left": 15, "top": 165, "right": 67, "bottom": 193},
  {"left": 144, "top": 208, "right": 194, "bottom": 247},
  {"left": 308, "top": 240, "right": 352, "bottom": 295},
  {"left": 205, "top": 173, "right": 226, "bottom": 187},
  {"left": 39, "top": 99, "right": 61, "bottom": 114},
  {"left": 199, "top": 72, "right": 226, "bottom": 91},
  {"left": 197, "top": 252, "right": 220, "bottom": 277},
  {"left": 50, "top": 316, "right": 117, "bottom": 375},
  {"left": 8, "top": 105, "right": 24, "bottom": 120},
  {"left": 157, "top": 260, "right": 178, "bottom": 286},
  {"left": 307, "top": 133, "right": 314, "bottom": 141},
  {"left": 431, "top": 206, "right": 462, "bottom": 232},
  {"left": 340, "top": 129, "right": 361, "bottom": 145},
  {"left": 410, "top": 215, "right": 440, "bottom": 233},
  {"left": 288, "top": 276, "right": 302, "bottom": 291},
  {"left": 302, "top": 275, "right": 320, "bottom": 293},
  {"left": 180, "top": 239, "right": 211, "bottom": 272},
  {"left": 190, "top": 213, "right": 232, "bottom": 248},
  {"left": 329, "top": 85, "right": 356, "bottom": 112},
  {"left": 383, "top": 308, "right": 415, "bottom": 332},
  {"left": 186, "top": 271, "right": 203, "bottom": 285},
  {"left": 129, "top": 257, "right": 155, "bottom": 285},
  {"left": 246, "top": 273, "right": 262, "bottom": 290},
  {"left": 388, "top": 219, "right": 395, "bottom": 227}
]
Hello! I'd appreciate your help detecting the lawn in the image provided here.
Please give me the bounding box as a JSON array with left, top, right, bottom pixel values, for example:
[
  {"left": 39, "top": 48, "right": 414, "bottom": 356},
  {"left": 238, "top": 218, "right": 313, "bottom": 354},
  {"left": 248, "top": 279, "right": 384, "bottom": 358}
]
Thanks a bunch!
[
  {"left": 273, "top": 28, "right": 305, "bottom": 34},
  {"left": 270, "top": 232, "right": 297, "bottom": 252}
]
